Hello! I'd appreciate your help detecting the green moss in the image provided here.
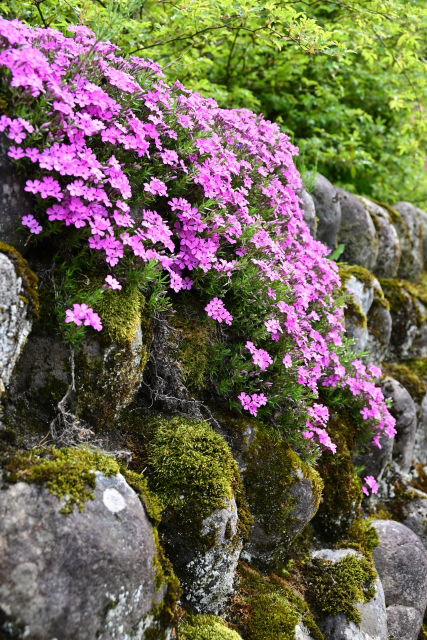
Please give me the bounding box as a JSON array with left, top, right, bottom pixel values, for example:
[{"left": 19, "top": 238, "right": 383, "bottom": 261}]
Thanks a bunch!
[
  {"left": 338, "top": 517, "right": 380, "bottom": 558},
  {"left": 244, "top": 425, "right": 323, "bottom": 546},
  {"left": 231, "top": 564, "right": 324, "bottom": 640},
  {"left": 169, "top": 307, "right": 215, "bottom": 392},
  {"left": 404, "top": 358, "right": 427, "bottom": 383},
  {"left": 147, "top": 416, "right": 252, "bottom": 546},
  {"left": 180, "top": 615, "right": 242, "bottom": 640},
  {"left": 312, "top": 408, "right": 362, "bottom": 542},
  {"left": 94, "top": 284, "right": 146, "bottom": 347},
  {"left": 381, "top": 363, "right": 427, "bottom": 404},
  {"left": 345, "top": 298, "right": 367, "bottom": 329},
  {"left": 2, "top": 446, "right": 119, "bottom": 514},
  {"left": 378, "top": 278, "right": 409, "bottom": 313},
  {"left": 306, "top": 553, "right": 377, "bottom": 626},
  {"left": 338, "top": 265, "right": 376, "bottom": 290},
  {"left": 121, "top": 467, "right": 162, "bottom": 525},
  {"left": 0, "top": 241, "right": 39, "bottom": 317}
]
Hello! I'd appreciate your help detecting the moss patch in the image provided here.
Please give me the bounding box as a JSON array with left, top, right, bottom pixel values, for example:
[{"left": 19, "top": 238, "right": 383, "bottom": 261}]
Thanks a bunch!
[
  {"left": 244, "top": 424, "right": 322, "bottom": 544},
  {"left": 345, "top": 298, "right": 367, "bottom": 329},
  {"left": 2, "top": 446, "right": 119, "bottom": 514},
  {"left": 311, "top": 407, "right": 362, "bottom": 542},
  {"left": 94, "top": 284, "right": 146, "bottom": 347},
  {"left": 381, "top": 363, "right": 427, "bottom": 404},
  {"left": 147, "top": 416, "right": 252, "bottom": 546},
  {"left": 305, "top": 553, "right": 377, "bottom": 626},
  {"left": 180, "top": 615, "right": 242, "bottom": 640},
  {"left": 169, "top": 307, "right": 215, "bottom": 392},
  {"left": 230, "top": 563, "right": 323, "bottom": 640},
  {"left": 0, "top": 241, "right": 39, "bottom": 317},
  {"left": 338, "top": 517, "right": 380, "bottom": 559},
  {"left": 338, "top": 265, "right": 376, "bottom": 290}
]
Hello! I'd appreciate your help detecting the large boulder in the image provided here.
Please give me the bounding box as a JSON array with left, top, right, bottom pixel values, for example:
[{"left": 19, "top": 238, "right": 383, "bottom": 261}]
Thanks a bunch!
[
  {"left": 310, "top": 173, "right": 341, "bottom": 250},
  {"left": 311, "top": 549, "right": 387, "bottom": 640},
  {"left": 299, "top": 188, "right": 317, "bottom": 239},
  {"left": 372, "top": 520, "right": 427, "bottom": 640},
  {"left": 147, "top": 416, "right": 249, "bottom": 615},
  {"left": 0, "top": 245, "right": 37, "bottom": 398},
  {"left": 0, "top": 134, "right": 33, "bottom": 254},
  {"left": 336, "top": 190, "right": 378, "bottom": 271},
  {"left": 380, "top": 377, "right": 416, "bottom": 472},
  {"left": 242, "top": 425, "right": 322, "bottom": 569},
  {"left": 365, "top": 298, "right": 392, "bottom": 366},
  {"left": 392, "top": 202, "right": 423, "bottom": 282},
  {"left": 5, "top": 283, "right": 149, "bottom": 443},
  {"left": 401, "top": 487, "right": 427, "bottom": 551},
  {"left": 381, "top": 280, "right": 418, "bottom": 361},
  {"left": 0, "top": 467, "right": 169, "bottom": 640},
  {"left": 359, "top": 198, "right": 401, "bottom": 278}
]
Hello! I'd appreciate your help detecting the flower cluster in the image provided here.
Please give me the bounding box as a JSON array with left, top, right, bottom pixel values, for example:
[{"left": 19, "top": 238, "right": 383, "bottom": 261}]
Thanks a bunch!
[
  {"left": 65, "top": 303, "right": 102, "bottom": 331},
  {"left": 0, "top": 19, "right": 395, "bottom": 457},
  {"left": 205, "top": 298, "right": 233, "bottom": 325}
]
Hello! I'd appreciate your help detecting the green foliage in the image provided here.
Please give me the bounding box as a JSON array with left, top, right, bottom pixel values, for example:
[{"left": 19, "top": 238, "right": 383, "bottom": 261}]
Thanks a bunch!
[
  {"left": 306, "top": 553, "right": 377, "bottom": 626},
  {"left": 2, "top": 446, "right": 119, "bottom": 514},
  {"left": 5, "top": 0, "right": 427, "bottom": 206}
]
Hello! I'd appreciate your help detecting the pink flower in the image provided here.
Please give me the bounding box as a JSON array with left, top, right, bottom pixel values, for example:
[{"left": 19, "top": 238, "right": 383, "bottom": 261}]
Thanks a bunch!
[
  {"left": 105, "top": 275, "right": 122, "bottom": 290},
  {"left": 22, "top": 214, "right": 42, "bottom": 234},
  {"left": 65, "top": 303, "right": 103, "bottom": 331},
  {"left": 144, "top": 178, "right": 168, "bottom": 197},
  {"left": 364, "top": 475, "right": 379, "bottom": 495},
  {"left": 205, "top": 298, "right": 233, "bottom": 325},
  {"left": 283, "top": 354, "right": 292, "bottom": 368}
]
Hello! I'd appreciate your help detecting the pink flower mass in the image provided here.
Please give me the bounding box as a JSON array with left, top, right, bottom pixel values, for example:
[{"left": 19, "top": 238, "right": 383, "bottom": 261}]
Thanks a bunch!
[{"left": 0, "top": 18, "right": 395, "bottom": 463}]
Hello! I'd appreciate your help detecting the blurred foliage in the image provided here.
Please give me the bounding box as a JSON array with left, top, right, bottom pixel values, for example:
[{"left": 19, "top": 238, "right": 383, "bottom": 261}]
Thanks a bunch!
[{"left": 3, "top": 0, "right": 427, "bottom": 206}]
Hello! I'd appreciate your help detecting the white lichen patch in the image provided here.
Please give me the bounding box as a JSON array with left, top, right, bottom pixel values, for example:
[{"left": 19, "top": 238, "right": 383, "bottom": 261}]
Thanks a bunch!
[{"left": 103, "top": 488, "right": 126, "bottom": 513}]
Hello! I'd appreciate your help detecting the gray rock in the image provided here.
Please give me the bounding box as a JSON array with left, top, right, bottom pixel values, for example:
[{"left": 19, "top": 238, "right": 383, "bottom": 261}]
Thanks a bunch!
[
  {"left": 353, "top": 430, "right": 394, "bottom": 480},
  {"left": 372, "top": 519, "right": 427, "bottom": 640},
  {"left": 166, "top": 497, "right": 242, "bottom": 615},
  {"left": 345, "top": 275, "right": 375, "bottom": 316},
  {"left": 407, "top": 298, "right": 427, "bottom": 359},
  {"left": 414, "top": 394, "right": 427, "bottom": 465},
  {"left": 312, "top": 549, "right": 388, "bottom": 640},
  {"left": 359, "top": 198, "right": 401, "bottom": 278},
  {"left": 311, "top": 173, "right": 341, "bottom": 250},
  {"left": 299, "top": 188, "right": 317, "bottom": 239},
  {"left": 0, "top": 472, "right": 165, "bottom": 640},
  {"left": 386, "top": 605, "right": 423, "bottom": 640},
  {"left": 380, "top": 377, "right": 417, "bottom": 472},
  {"left": 7, "top": 327, "right": 147, "bottom": 443},
  {"left": 393, "top": 202, "right": 423, "bottom": 282},
  {"left": 0, "top": 134, "right": 33, "bottom": 254},
  {"left": 401, "top": 488, "right": 427, "bottom": 551},
  {"left": 243, "top": 433, "right": 321, "bottom": 569},
  {"left": 295, "top": 624, "right": 316, "bottom": 639},
  {"left": 383, "top": 285, "right": 418, "bottom": 361},
  {"left": 414, "top": 206, "right": 427, "bottom": 270},
  {"left": 0, "top": 251, "right": 33, "bottom": 397},
  {"left": 365, "top": 300, "right": 392, "bottom": 366},
  {"left": 337, "top": 189, "right": 378, "bottom": 271}
]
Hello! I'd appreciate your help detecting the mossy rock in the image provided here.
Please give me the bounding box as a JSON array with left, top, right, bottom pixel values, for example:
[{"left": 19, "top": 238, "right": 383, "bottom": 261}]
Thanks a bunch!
[
  {"left": 379, "top": 278, "right": 418, "bottom": 360},
  {"left": 381, "top": 363, "right": 427, "bottom": 405},
  {"left": 305, "top": 551, "right": 377, "bottom": 627},
  {"left": 146, "top": 416, "right": 252, "bottom": 613},
  {"left": 180, "top": 614, "right": 242, "bottom": 640},
  {"left": 0, "top": 241, "right": 39, "bottom": 318},
  {"left": 242, "top": 424, "right": 323, "bottom": 568},
  {"left": 311, "top": 409, "right": 362, "bottom": 542},
  {"left": 230, "top": 564, "right": 324, "bottom": 640}
]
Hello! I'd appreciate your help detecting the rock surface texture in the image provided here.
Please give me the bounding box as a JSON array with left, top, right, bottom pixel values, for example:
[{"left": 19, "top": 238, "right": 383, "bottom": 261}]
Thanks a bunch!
[
  {"left": 372, "top": 520, "right": 427, "bottom": 640},
  {"left": 299, "top": 188, "right": 317, "bottom": 239},
  {"left": 310, "top": 173, "right": 341, "bottom": 250},
  {"left": 337, "top": 190, "right": 378, "bottom": 271},
  {"left": 0, "top": 134, "right": 33, "bottom": 255},
  {"left": 359, "top": 198, "right": 401, "bottom": 278},
  {"left": 401, "top": 488, "right": 427, "bottom": 550},
  {"left": 0, "top": 472, "right": 164, "bottom": 640},
  {"left": 393, "top": 202, "right": 423, "bottom": 281},
  {"left": 0, "top": 251, "right": 33, "bottom": 397},
  {"left": 379, "top": 377, "right": 417, "bottom": 472}
]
